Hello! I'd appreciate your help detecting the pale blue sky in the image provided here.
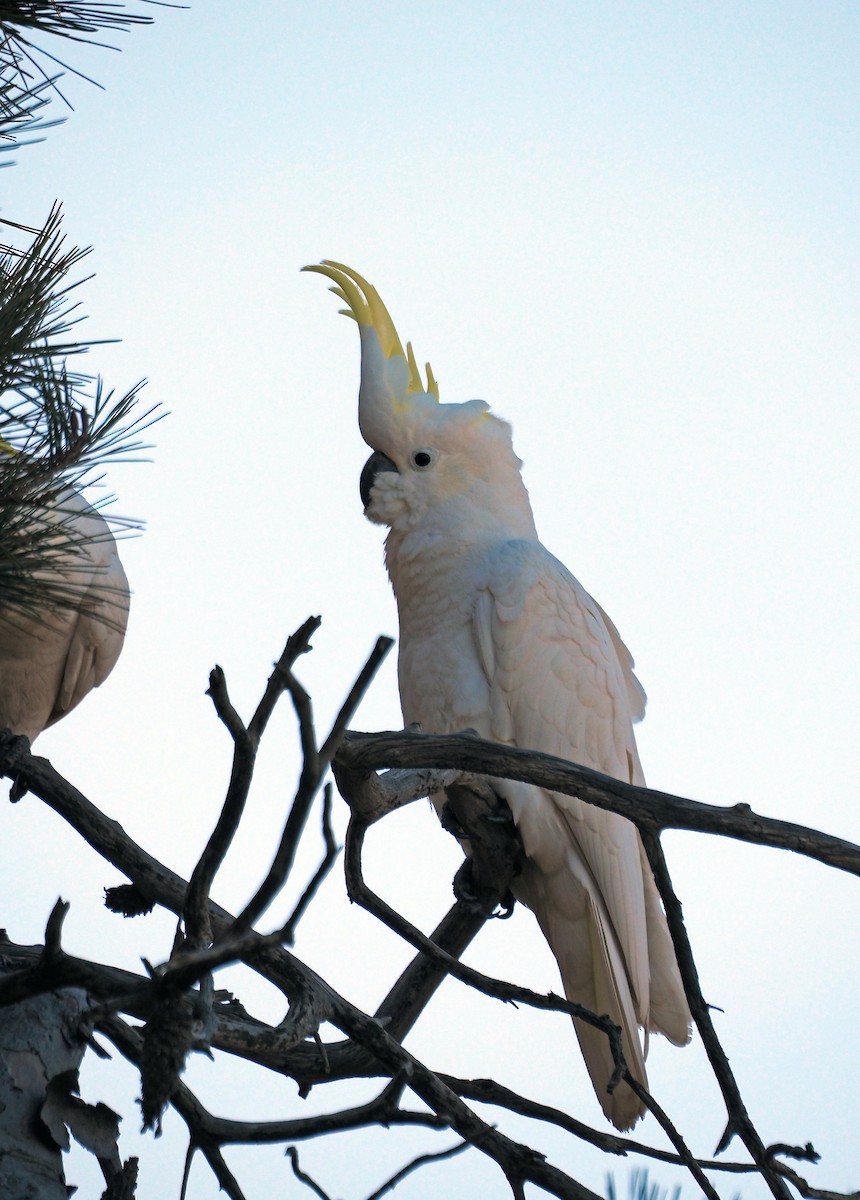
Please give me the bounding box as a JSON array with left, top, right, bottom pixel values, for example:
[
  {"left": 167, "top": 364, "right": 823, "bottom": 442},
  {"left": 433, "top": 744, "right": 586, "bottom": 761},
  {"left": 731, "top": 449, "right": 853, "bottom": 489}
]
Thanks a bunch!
[{"left": 3, "top": 3, "right": 859, "bottom": 1198}]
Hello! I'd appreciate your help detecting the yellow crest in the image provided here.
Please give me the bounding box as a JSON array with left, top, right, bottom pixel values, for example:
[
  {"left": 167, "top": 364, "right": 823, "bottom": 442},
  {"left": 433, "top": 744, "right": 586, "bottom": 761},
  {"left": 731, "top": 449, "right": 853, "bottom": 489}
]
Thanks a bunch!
[{"left": 303, "top": 261, "right": 439, "bottom": 399}]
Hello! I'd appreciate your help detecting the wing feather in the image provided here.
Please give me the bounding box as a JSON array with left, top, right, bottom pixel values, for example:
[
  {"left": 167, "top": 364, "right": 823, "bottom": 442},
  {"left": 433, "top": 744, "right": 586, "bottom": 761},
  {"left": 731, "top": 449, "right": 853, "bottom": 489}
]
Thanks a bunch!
[
  {"left": 474, "top": 541, "right": 649, "bottom": 987},
  {"left": 471, "top": 539, "right": 689, "bottom": 1126},
  {"left": 50, "top": 519, "right": 129, "bottom": 725},
  {"left": 0, "top": 486, "right": 131, "bottom": 739}
]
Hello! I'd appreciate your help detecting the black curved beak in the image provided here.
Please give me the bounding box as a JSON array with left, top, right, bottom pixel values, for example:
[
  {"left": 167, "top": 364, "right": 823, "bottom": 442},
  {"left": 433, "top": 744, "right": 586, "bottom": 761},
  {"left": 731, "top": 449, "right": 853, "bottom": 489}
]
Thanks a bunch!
[{"left": 360, "top": 450, "right": 399, "bottom": 509}]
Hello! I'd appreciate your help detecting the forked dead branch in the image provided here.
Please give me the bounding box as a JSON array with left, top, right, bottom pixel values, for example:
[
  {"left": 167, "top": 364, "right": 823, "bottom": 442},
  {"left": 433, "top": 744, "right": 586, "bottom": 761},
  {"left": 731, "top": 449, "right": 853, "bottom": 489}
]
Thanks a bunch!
[{"left": 1, "top": 623, "right": 858, "bottom": 1200}]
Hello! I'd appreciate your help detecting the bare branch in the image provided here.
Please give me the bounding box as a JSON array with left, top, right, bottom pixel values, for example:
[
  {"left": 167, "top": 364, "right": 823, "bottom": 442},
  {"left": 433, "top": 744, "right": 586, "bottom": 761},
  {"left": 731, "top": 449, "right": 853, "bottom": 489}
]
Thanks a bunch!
[
  {"left": 184, "top": 618, "right": 323, "bottom": 944},
  {"left": 248, "top": 616, "right": 321, "bottom": 744},
  {"left": 286, "top": 1147, "right": 334, "bottom": 1200},
  {"left": 99, "top": 1016, "right": 447, "bottom": 1147},
  {"left": 337, "top": 729, "right": 860, "bottom": 876},
  {"left": 235, "top": 634, "right": 392, "bottom": 930},
  {"left": 370, "top": 891, "right": 497, "bottom": 1043},
  {"left": 98, "top": 1155, "right": 139, "bottom": 1200},
  {"left": 440, "top": 1075, "right": 773, "bottom": 1178},
  {"left": 319, "top": 634, "right": 395, "bottom": 764},
  {"left": 3, "top": 741, "right": 607, "bottom": 1198},
  {"left": 776, "top": 1163, "right": 860, "bottom": 1200},
  {"left": 4, "top": 684, "right": 855, "bottom": 1199},
  {"left": 0, "top": 898, "right": 138, "bottom": 1009},
  {"left": 621, "top": 1072, "right": 718, "bottom": 1200},
  {"left": 281, "top": 783, "right": 340, "bottom": 946},
  {"left": 325, "top": 999, "right": 605, "bottom": 1200},
  {"left": 343, "top": 811, "right": 628, "bottom": 1056},
  {"left": 364, "top": 1138, "right": 471, "bottom": 1200},
  {"left": 639, "top": 828, "right": 792, "bottom": 1200},
  {"left": 332, "top": 753, "right": 464, "bottom": 825},
  {"left": 102, "top": 1017, "right": 249, "bottom": 1200}
]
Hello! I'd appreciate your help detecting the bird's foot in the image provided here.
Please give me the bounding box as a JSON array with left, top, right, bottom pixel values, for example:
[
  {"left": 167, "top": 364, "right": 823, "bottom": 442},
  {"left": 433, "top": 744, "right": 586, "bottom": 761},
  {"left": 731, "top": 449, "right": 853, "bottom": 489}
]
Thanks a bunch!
[
  {"left": 452, "top": 858, "right": 517, "bottom": 920},
  {"left": 495, "top": 890, "right": 517, "bottom": 920},
  {"left": 452, "top": 858, "right": 481, "bottom": 907},
  {"left": 440, "top": 800, "right": 469, "bottom": 841},
  {"left": 485, "top": 798, "right": 517, "bottom": 826},
  {"left": 0, "top": 729, "right": 31, "bottom": 801}
]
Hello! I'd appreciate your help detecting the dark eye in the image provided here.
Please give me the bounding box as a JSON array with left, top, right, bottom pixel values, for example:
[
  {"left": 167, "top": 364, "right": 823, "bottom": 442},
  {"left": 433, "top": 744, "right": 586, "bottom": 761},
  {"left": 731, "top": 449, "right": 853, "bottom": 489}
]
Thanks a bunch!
[{"left": 410, "top": 448, "right": 436, "bottom": 469}]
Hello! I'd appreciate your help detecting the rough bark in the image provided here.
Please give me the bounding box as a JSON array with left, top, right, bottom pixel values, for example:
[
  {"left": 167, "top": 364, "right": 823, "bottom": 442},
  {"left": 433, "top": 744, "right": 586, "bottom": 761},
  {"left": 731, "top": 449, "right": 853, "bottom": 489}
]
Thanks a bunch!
[{"left": 0, "top": 987, "right": 89, "bottom": 1199}]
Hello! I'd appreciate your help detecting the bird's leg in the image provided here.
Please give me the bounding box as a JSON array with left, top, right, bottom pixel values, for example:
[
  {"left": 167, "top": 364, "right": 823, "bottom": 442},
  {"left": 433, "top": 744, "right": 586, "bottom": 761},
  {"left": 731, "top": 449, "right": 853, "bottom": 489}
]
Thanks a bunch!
[
  {"left": 0, "top": 729, "right": 32, "bottom": 801},
  {"left": 444, "top": 783, "right": 525, "bottom": 918},
  {"left": 452, "top": 856, "right": 481, "bottom": 907},
  {"left": 439, "top": 799, "right": 469, "bottom": 841}
]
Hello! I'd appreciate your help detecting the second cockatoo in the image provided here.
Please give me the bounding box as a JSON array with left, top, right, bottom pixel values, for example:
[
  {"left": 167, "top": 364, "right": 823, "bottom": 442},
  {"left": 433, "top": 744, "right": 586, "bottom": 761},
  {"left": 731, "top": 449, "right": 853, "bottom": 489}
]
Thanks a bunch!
[
  {"left": 0, "top": 481, "right": 129, "bottom": 743},
  {"left": 305, "top": 261, "right": 691, "bottom": 1129}
]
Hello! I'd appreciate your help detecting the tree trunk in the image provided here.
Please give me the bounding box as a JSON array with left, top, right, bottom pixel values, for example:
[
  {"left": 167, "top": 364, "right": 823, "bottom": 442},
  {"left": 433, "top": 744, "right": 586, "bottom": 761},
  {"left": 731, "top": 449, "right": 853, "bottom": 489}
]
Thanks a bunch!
[{"left": 0, "top": 987, "right": 88, "bottom": 1200}]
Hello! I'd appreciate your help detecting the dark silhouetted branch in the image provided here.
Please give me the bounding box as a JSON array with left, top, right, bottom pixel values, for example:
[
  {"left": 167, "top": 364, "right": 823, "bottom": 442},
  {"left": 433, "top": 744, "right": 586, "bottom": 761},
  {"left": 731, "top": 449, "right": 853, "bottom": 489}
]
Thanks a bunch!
[
  {"left": 281, "top": 783, "right": 340, "bottom": 946},
  {"left": 343, "top": 803, "right": 629, "bottom": 1065},
  {"left": 336, "top": 729, "right": 860, "bottom": 875},
  {"left": 364, "top": 1138, "right": 472, "bottom": 1200},
  {"left": 4, "top": 664, "right": 857, "bottom": 1200},
  {"left": 639, "top": 828, "right": 791, "bottom": 1200},
  {"left": 235, "top": 633, "right": 392, "bottom": 930},
  {"left": 184, "top": 617, "right": 323, "bottom": 944},
  {"left": 286, "top": 1146, "right": 333, "bottom": 1200}
]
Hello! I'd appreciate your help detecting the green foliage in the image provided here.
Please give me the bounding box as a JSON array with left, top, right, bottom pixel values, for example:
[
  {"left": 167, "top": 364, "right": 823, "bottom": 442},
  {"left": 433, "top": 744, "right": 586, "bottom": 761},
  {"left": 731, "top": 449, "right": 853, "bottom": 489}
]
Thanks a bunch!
[
  {"left": 607, "top": 1168, "right": 742, "bottom": 1200},
  {"left": 607, "top": 1170, "right": 682, "bottom": 1200},
  {"left": 0, "top": 1, "right": 153, "bottom": 122},
  {"left": 0, "top": 2, "right": 158, "bottom": 617}
]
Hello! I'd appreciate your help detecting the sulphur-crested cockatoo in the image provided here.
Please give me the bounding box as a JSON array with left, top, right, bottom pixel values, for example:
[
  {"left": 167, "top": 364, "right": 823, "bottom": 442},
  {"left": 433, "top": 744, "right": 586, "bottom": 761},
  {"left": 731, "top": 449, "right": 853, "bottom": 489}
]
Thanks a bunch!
[
  {"left": 305, "top": 261, "right": 691, "bottom": 1129},
  {"left": 0, "top": 484, "right": 129, "bottom": 743}
]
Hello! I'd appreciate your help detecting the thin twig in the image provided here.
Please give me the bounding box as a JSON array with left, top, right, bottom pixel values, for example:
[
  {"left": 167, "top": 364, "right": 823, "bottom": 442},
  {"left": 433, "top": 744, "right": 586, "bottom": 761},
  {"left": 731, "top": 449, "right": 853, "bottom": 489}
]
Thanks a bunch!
[
  {"left": 183, "top": 619, "right": 322, "bottom": 943},
  {"left": 101, "top": 1017, "right": 248, "bottom": 1200},
  {"left": 622, "top": 1072, "right": 719, "bottom": 1200},
  {"left": 286, "top": 1147, "right": 334, "bottom": 1200},
  {"left": 281, "top": 784, "right": 340, "bottom": 945},
  {"left": 178, "top": 1139, "right": 194, "bottom": 1200},
  {"left": 43, "top": 895, "right": 68, "bottom": 954},
  {"left": 235, "top": 635, "right": 392, "bottom": 929},
  {"left": 640, "top": 828, "right": 792, "bottom": 1200},
  {"left": 247, "top": 617, "right": 321, "bottom": 744},
  {"left": 365, "top": 1139, "right": 471, "bottom": 1200},
  {"left": 439, "top": 1075, "right": 765, "bottom": 1177},
  {"left": 344, "top": 815, "right": 628, "bottom": 1053},
  {"left": 319, "top": 635, "right": 395, "bottom": 764}
]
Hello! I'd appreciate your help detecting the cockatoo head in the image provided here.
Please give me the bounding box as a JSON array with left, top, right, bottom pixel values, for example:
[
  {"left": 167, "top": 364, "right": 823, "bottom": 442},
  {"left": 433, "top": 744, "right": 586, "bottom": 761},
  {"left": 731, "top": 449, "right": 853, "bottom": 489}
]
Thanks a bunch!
[{"left": 304, "top": 261, "right": 536, "bottom": 539}]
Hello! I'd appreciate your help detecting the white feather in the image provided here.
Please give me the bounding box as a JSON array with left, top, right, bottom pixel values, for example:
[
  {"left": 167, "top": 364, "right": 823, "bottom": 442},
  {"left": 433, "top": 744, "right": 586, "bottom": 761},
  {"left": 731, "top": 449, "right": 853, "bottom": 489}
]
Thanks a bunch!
[
  {"left": 0, "top": 486, "right": 129, "bottom": 742},
  {"left": 309, "top": 261, "right": 691, "bottom": 1129}
]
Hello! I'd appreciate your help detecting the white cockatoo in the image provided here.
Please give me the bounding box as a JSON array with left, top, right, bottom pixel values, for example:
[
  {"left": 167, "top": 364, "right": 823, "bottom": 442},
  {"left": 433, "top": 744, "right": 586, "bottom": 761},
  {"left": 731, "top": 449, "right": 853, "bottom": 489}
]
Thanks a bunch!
[
  {"left": 306, "top": 261, "right": 691, "bottom": 1129},
  {"left": 0, "top": 482, "right": 129, "bottom": 743}
]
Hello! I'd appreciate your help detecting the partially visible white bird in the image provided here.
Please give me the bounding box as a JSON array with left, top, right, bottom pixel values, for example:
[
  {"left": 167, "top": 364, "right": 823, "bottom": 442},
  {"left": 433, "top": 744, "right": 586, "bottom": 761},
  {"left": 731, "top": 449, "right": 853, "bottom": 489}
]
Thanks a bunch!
[
  {"left": 0, "top": 482, "right": 129, "bottom": 742},
  {"left": 306, "top": 260, "right": 691, "bottom": 1129}
]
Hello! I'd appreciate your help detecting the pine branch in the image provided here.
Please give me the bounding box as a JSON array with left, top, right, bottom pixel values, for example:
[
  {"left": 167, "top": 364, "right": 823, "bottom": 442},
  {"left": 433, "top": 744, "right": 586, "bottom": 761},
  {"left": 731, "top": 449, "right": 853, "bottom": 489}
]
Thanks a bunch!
[
  {"left": 0, "top": 206, "right": 158, "bottom": 617},
  {"left": 0, "top": 1, "right": 155, "bottom": 121}
]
